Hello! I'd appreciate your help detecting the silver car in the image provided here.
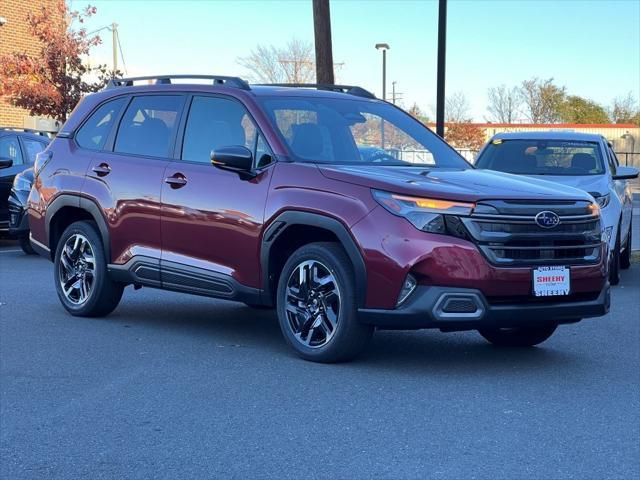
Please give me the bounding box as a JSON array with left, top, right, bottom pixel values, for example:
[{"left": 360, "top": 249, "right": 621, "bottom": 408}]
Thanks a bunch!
[{"left": 475, "top": 131, "right": 638, "bottom": 285}]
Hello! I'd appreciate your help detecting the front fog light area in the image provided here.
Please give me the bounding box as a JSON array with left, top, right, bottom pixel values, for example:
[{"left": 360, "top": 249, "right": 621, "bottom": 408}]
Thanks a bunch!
[
  {"left": 602, "top": 226, "right": 613, "bottom": 244},
  {"left": 396, "top": 274, "right": 417, "bottom": 306}
]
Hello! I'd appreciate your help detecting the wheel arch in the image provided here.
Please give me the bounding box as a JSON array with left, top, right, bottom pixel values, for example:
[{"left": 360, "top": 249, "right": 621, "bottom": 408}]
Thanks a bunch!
[
  {"left": 45, "top": 195, "right": 111, "bottom": 262},
  {"left": 260, "top": 211, "right": 367, "bottom": 307}
]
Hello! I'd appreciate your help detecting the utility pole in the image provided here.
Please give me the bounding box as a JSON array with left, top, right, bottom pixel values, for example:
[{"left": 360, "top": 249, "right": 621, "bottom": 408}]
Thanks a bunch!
[
  {"left": 389, "top": 81, "right": 403, "bottom": 105},
  {"left": 312, "top": 0, "right": 334, "bottom": 84},
  {"left": 435, "top": 0, "right": 447, "bottom": 138},
  {"left": 111, "top": 22, "right": 118, "bottom": 72}
]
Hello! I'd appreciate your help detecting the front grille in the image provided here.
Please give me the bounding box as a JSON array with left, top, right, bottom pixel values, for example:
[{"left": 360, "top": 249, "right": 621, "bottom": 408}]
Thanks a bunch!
[{"left": 461, "top": 200, "right": 601, "bottom": 267}]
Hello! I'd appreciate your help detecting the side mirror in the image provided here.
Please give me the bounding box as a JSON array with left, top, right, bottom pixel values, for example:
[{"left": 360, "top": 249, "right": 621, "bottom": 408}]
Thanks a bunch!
[
  {"left": 0, "top": 157, "right": 13, "bottom": 169},
  {"left": 211, "top": 146, "right": 255, "bottom": 178},
  {"left": 612, "top": 166, "right": 639, "bottom": 180}
]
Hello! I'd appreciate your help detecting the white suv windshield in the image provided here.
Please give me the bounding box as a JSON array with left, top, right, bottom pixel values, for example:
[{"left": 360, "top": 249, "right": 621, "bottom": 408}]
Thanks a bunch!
[
  {"left": 476, "top": 139, "right": 605, "bottom": 176},
  {"left": 258, "top": 96, "right": 470, "bottom": 169}
]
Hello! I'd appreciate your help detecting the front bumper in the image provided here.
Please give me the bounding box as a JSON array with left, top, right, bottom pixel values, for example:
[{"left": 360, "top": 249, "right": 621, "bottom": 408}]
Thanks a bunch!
[
  {"left": 8, "top": 190, "right": 29, "bottom": 237},
  {"left": 358, "top": 284, "right": 610, "bottom": 330}
]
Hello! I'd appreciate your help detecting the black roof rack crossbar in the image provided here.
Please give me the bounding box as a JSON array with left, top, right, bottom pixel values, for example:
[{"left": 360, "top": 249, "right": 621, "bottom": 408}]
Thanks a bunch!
[
  {"left": 258, "top": 83, "right": 376, "bottom": 99},
  {"left": 106, "top": 75, "right": 250, "bottom": 90}
]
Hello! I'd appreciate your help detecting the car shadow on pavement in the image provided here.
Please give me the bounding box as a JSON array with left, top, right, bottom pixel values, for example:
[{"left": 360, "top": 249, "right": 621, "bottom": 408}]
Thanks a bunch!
[{"left": 107, "top": 291, "right": 581, "bottom": 376}]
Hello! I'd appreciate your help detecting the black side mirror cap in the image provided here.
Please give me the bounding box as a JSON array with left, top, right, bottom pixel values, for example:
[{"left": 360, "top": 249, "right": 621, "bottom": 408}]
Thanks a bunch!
[
  {"left": 211, "top": 146, "right": 256, "bottom": 178},
  {"left": 612, "top": 166, "right": 639, "bottom": 180},
  {"left": 0, "top": 157, "right": 14, "bottom": 169}
]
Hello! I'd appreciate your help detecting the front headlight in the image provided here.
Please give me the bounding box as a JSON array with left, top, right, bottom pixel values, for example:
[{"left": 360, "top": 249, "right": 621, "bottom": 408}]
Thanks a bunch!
[
  {"left": 372, "top": 190, "right": 475, "bottom": 233},
  {"left": 593, "top": 193, "right": 610, "bottom": 209},
  {"left": 12, "top": 174, "right": 32, "bottom": 193}
]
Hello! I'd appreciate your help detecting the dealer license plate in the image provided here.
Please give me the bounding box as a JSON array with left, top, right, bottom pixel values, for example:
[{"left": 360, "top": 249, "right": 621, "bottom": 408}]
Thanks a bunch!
[{"left": 533, "top": 266, "right": 570, "bottom": 297}]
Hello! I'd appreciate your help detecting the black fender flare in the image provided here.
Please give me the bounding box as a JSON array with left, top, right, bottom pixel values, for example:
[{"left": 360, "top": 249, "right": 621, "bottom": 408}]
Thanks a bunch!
[
  {"left": 260, "top": 211, "right": 367, "bottom": 307},
  {"left": 45, "top": 194, "right": 111, "bottom": 261}
]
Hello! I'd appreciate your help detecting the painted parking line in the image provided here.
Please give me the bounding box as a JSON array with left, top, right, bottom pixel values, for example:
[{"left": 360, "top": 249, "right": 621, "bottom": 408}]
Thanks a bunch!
[{"left": 0, "top": 249, "right": 22, "bottom": 254}]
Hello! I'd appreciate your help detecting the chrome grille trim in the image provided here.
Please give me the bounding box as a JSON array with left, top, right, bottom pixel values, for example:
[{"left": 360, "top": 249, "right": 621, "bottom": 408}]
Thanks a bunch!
[{"left": 463, "top": 200, "right": 602, "bottom": 267}]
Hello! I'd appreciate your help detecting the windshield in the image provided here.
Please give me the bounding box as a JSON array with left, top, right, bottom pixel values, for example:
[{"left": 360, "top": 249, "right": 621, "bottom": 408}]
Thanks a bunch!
[
  {"left": 258, "top": 96, "right": 470, "bottom": 169},
  {"left": 476, "top": 139, "right": 605, "bottom": 176}
]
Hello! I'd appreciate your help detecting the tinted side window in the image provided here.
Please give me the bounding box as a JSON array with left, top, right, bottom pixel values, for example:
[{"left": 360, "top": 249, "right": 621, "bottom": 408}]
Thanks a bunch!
[
  {"left": 182, "top": 96, "right": 257, "bottom": 164},
  {"left": 76, "top": 97, "right": 126, "bottom": 150},
  {"left": 115, "top": 96, "right": 183, "bottom": 158},
  {"left": 0, "top": 136, "right": 24, "bottom": 165},
  {"left": 22, "top": 139, "right": 47, "bottom": 163}
]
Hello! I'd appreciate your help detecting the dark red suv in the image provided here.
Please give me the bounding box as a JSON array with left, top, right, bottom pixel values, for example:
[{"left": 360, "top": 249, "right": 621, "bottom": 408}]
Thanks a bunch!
[{"left": 28, "top": 75, "right": 609, "bottom": 362}]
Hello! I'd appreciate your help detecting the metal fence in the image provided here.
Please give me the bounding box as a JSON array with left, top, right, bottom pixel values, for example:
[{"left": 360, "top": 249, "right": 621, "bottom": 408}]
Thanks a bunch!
[{"left": 616, "top": 152, "right": 640, "bottom": 167}]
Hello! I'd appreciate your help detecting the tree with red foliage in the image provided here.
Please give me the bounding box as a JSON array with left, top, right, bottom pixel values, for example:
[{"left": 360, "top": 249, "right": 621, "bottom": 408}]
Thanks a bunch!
[
  {"left": 445, "top": 122, "right": 486, "bottom": 150},
  {"left": 0, "top": 2, "right": 116, "bottom": 122}
]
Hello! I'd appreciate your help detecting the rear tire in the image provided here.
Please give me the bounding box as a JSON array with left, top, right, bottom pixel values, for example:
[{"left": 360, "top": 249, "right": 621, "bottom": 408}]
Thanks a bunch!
[
  {"left": 609, "top": 227, "right": 621, "bottom": 285},
  {"left": 54, "top": 221, "right": 123, "bottom": 317},
  {"left": 621, "top": 218, "right": 632, "bottom": 270},
  {"left": 18, "top": 234, "right": 36, "bottom": 255},
  {"left": 479, "top": 324, "right": 557, "bottom": 347},
  {"left": 276, "top": 242, "right": 373, "bottom": 363}
]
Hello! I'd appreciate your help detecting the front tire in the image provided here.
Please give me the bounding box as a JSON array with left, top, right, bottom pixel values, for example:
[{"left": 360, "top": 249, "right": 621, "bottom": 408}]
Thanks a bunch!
[
  {"left": 276, "top": 242, "right": 373, "bottom": 363},
  {"left": 54, "top": 221, "right": 123, "bottom": 317},
  {"left": 18, "top": 234, "right": 36, "bottom": 255},
  {"left": 621, "top": 218, "right": 632, "bottom": 270},
  {"left": 478, "top": 324, "right": 557, "bottom": 347},
  {"left": 609, "top": 226, "right": 621, "bottom": 285}
]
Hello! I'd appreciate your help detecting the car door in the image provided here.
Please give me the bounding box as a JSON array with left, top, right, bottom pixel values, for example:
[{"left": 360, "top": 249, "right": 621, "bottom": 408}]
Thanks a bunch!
[
  {"left": 83, "top": 94, "right": 185, "bottom": 267},
  {"left": 606, "top": 145, "right": 632, "bottom": 242},
  {"left": 160, "top": 94, "right": 275, "bottom": 293},
  {"left": 0, "top": 134, "right": 25, "bottom": 230}
]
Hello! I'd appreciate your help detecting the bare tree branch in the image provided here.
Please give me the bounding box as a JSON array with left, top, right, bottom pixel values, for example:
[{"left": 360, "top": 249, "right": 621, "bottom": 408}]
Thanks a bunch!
[
  {"left": 238, "top": 38, "right": 315, "bottom": 84},
  {"left": 519, "top": 77, "right": 566, "bottom": 123},
  {"left": 487, "top": 85, "right": 521, "bottom": 123}
]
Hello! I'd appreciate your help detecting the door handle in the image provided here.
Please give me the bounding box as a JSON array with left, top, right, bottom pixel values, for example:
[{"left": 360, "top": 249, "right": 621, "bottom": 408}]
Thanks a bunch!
[
  {"left": 164, "top": 173, "right": 187, "bottom": 188},
  {"left": 91, "top": 163, "right": 111, "bottom": 176}
]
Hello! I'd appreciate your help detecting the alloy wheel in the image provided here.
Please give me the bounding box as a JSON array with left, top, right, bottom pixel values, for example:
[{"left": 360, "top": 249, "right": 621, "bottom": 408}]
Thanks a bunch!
[
  {"left": 284, "top": 260, "right": 341, "bottom": 348},
  {"left": 58, "top": 233, "right": 96, "bottom": 305}
]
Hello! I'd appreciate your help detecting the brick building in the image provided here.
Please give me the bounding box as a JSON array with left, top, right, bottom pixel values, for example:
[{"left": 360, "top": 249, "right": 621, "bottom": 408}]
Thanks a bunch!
[{"left": 0, "top": 0, "right": 63, "bottom": 129}]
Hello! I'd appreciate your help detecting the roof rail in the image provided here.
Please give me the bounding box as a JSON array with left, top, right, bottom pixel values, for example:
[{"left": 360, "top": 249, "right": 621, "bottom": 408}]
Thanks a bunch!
[
  {"left": 0, "top": 126, "right": 49, "bottom": 137},
  {"left": 106, "top": 75, "right": 251, "bottom": 91},
  {"left": 258, "top": 83, "right": 376, "bottom": 99}
]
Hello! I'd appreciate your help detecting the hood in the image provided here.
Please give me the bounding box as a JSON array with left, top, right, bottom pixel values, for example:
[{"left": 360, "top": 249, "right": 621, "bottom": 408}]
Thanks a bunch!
[
  {"left": 523, "top": 174, "right": 609, "bottom": 197},
  {"left": 318, "top": 165, "right": 595, "bottom": 203}
]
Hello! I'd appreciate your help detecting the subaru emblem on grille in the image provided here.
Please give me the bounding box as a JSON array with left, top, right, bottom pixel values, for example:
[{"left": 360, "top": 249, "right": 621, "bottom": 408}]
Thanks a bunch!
[{"left": 535, "top": 210, "right": 560, "bottom": 229}]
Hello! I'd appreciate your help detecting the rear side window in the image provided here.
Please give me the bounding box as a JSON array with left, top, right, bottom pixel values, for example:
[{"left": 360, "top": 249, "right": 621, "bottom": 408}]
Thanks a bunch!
[
  {"left": 115, "top": 96, "right": 184, "bottom": 158},
  {"left": 22, "top": 139, "right": 47, "bottom": 163},
  {"left": 76, "top": 97, "right": 126, "bottom": 150},
  {"left": 0, "top": 136, "right": 23, "bottom": 165},
  {"left": 181, "top": 96, "right": 257, "bottom": 164}
]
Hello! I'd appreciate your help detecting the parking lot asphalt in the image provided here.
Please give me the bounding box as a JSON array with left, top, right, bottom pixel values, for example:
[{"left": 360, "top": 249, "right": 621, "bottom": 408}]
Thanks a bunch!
[{"left": 1, "top": 242, "right": 639, "bottom": 479}]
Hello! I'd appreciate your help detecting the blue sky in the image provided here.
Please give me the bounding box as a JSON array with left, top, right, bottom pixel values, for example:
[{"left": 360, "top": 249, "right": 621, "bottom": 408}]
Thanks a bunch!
[{"left": 75, "top": 0, "right": 640, "bottom": 121}]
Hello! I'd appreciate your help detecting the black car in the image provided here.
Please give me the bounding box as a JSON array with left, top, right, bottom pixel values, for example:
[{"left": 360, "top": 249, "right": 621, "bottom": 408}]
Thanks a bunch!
[
  {"left": 8, "top": 167, "right": 35, "bottom": 254},
  {"left": 0, "top": 128, "right": 50, "bottom": 249}
]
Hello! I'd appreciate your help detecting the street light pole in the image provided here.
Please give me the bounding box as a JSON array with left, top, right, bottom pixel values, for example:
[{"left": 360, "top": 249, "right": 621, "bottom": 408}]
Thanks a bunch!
[
  {"left": 375, "top": 43, "right": 389, "bottom": 101},
  {"left": 375, "top": 43, "right": 390, "bottom": 149},
  {"left": 436, "top": 0, "right": 447, "bottom": 138},
  {"left": 112, "top": 23, "right": 118, "bottom": 72}
]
